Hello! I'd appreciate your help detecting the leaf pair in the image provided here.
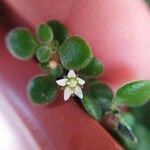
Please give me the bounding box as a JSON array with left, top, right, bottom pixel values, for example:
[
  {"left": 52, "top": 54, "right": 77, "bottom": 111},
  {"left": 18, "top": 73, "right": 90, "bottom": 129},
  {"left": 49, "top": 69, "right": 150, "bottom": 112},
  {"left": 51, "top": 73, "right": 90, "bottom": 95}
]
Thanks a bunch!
[{"left": 6, "top": 20, "right": 68, "bottom": 61}]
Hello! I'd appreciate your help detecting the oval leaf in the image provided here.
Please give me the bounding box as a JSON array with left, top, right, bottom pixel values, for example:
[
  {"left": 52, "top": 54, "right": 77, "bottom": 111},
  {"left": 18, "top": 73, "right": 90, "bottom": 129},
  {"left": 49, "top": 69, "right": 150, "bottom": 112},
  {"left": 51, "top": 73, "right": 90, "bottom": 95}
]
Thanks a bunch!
[
  {"left": 81, "top": 96, "right": 102, "bottom": 121},
  {"left": 80, "top": 57, "right": 103, "bottom": 78},
  {"left": 47, "top": 20, "right": 69, "bottom": 45},
  {"left": 36, "top": 46, "right": 52, "bottom": 62},
  {"left": 87, "top": 81, "right": 113, "bottom": 114},
  {"left": 81, "top": 81, "right": 113, "bottom": 120},
  {"left": 37, "top": 24, "right": 53, "bottom": 42},
  {"left": 28, "top": 74, "right": 57, "bottom": 104},
  {"left": 6, "top": 28, "right": 37, "bottom": 60},
  {"left": 59, "top": 36, "right": 93, "bottom": 70},
  {"left": 115, "top": 80, "right": 150, "bottom": 107}
]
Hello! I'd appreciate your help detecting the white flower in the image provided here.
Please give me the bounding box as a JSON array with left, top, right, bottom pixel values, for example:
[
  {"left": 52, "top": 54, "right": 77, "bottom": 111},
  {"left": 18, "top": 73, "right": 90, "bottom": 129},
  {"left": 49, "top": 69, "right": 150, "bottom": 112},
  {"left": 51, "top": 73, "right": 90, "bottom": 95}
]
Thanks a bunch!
[{"left": 56, "top": 70, "right": 85, "bottom": 101}]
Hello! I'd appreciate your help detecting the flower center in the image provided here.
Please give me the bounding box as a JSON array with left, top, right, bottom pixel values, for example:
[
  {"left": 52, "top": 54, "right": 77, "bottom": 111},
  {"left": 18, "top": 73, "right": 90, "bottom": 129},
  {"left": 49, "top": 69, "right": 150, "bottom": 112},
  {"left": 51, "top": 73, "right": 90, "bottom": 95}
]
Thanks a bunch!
[{"left": 67, "top": 78, "right": 78, "bottom": 88}]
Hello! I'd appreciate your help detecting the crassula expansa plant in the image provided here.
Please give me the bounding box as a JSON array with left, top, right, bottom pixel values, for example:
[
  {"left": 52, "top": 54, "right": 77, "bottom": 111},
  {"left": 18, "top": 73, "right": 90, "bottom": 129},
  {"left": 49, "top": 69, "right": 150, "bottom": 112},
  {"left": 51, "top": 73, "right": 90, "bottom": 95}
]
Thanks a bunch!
[{"left": 6, "top": 20, "right": 150, "bottom": 147}]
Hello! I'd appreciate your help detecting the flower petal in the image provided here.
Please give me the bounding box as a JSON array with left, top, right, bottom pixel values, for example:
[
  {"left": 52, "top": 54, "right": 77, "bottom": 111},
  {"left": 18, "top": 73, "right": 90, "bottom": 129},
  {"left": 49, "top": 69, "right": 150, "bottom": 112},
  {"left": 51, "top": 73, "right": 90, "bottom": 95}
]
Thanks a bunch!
[
  {"left": 56, "top": 79, "right": 67, "bottom": 86},
  {"left": 77, "top": 77, "right": 85, "bottom": 85},
  {"left": 74, "top": 86, "right": 83, "bottom": 99},
  {"left": 67, "top": 70, "right": 76, "bottom": 78},
  {"left": 64, "top": 87, "right": 72, "bottom": 101}
]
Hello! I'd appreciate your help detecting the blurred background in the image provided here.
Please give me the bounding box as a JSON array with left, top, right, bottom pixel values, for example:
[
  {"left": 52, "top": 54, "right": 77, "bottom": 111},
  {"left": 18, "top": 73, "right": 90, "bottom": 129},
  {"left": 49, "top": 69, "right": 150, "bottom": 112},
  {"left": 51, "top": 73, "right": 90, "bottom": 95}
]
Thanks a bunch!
[{"left": 0, "top": 0, "right": 150, "bottom": 150}]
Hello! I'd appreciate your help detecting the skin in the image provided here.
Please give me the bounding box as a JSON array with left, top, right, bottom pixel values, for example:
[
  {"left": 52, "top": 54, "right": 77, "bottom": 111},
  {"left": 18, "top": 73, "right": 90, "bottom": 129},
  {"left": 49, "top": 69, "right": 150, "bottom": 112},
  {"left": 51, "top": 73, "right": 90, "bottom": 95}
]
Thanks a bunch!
[{"left": 1, "top": 0, "right": 150, "bottom": 149}]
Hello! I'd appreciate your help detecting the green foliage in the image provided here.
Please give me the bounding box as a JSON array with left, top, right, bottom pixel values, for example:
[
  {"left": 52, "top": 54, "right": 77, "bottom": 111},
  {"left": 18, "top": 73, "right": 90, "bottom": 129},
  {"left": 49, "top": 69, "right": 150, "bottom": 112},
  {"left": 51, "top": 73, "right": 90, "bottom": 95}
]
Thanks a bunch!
[
  {"left": 37, "top": 24, "right": 53, "bottom": 43},
  {"left": 145, "top": 0, "right": 150, "bottom": 5},
  {"left": 6, "top": 28, "right": 37, "bottom": 60},
  {"left": 130, "top": 103, "right": 150, "bottom": 131},
  {"left": 81, "top": 81, "right": 113, "bottom": 120},
  {"left": 51, "top": 65, "right": 63, "bottom": 77},
  {"left": 129, "top": 105, "right": 150, "bottom": 150},
  {"left": 81, "top": 96, "right": 102, "bottom": 121},
  {"left": 47, "top": 20, "right": 69, "bottom": 45},
  {"left": 117, "top": 120, "right": 137, "bottom": 143},
  {"left": 122, "top": 113, "right": 135, "bottom": 127},
  {"left": 80, "top": 57, "right": 103, "bottom": 78},
  {"left": 114, "top": 80, "right": 150, "bottom": 107},
  {"left": 87, "top": 81, "right": 113, "bottom": 114},
  {"left": 121, "top": 112, "right": 150, "bottom": 150},
  {"left": 28, "top": 74, "right": 57, "bottom": 104},
  {"left": 50, "top": 40, "right": 59, "bottom": 51},
  {"left": 39, "top": 62, "right": 50, "bottom": 71},
  {"left": 132, "top": 124, "right": 150, "bottom": 150},
  {"left": 59, "top": 36, "right": 93, "bottom": 70},
  {"left": 36, "top": 46, "right": 52, "bottom": 62},
  {"left": 6, "top": 19, "right": 150, "bottom": 150}
]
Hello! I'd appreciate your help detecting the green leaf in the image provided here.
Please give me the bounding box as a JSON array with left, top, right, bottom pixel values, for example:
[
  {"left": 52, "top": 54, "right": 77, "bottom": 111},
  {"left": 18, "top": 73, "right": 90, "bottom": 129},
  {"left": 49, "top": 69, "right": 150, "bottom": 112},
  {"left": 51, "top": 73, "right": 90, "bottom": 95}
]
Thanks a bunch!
[
  {"left": 59, "top": 36, "right": 93, "bottom": 70},
  {"left": 87, "top": 81, "right": 113, "bottom": 114},
  {"left": 51, "top": 64, "right": 63, "bottom": 77},
  {"left": 37, "top": 24, "right": 53, "bottom": 42},
  {"left": 115, "top": 111, "right": 150, "bottom": 150},
  {"left": 123, "top": 124, "right": 150, "bottom": 150},
  {"left": 115, "top": 80, "right": 150, "bottom": 107},
  {"left": 81, "top": 81, "right": 113, "bottom": 121},
  {"left": 130, "top": 103, "right": 150, "bottom": 129},
  {"left": 6, "top": 28, "right": 37, "bottom": 60},
  {"left": 132, "top": 124, "right": 150, "bottom": 150},
  {"left": 80, "top": 57, "right": 103, "bottom": 78},
  {"left": 47, "top": 20, "right": 69, "bottom": 45},
  {"left": 28, "top": 74, "right": 57, "bottom": 104},
  {"left": 36, "top": 46, "right": 52, "bottom": 62},
  {"left": 81, "top": 96, "right": 102, "bottom": 121},
  {"left": 122, "top": 112, "right": 135, "bottom": 127},
  {"left": 39, "top": 62, "right": 50, "bottom": 71}
]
